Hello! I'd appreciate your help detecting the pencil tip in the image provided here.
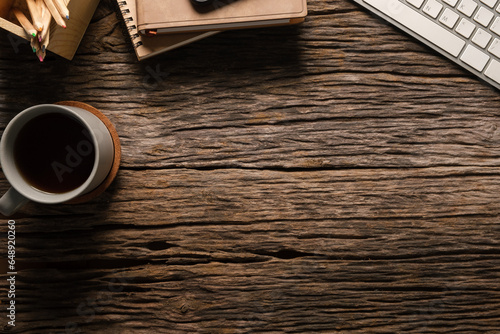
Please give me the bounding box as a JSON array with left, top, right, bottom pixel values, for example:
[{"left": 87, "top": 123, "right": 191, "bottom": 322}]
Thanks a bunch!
[
  {"left": 31, "top": 33, "right": 36, "bottom": 37},
  {"left": 66, "top": 15, "right": 69, "bottom": 20},
  {"left": 38, "top": 56, "right": 44, "bottom": 62},
  {"left": 62, "top": 25, "right": 66, "bottom": 28}
]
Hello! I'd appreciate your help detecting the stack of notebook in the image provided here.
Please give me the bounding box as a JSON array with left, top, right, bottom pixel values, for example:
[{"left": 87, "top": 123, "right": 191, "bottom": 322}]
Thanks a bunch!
[{"left": 117, "top": 0, "right": 308, "bottom": 60}]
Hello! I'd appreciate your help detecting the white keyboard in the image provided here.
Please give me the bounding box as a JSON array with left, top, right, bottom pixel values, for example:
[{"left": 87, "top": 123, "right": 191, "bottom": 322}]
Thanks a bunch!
[{"left": 352, "top": 0, "right": 500, "bottom": 90}]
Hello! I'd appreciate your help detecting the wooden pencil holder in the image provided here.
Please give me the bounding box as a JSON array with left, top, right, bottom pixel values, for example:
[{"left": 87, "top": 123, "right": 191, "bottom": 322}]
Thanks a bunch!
[{"left": 0, "top": 0, "right": 100, "bottom": 60}]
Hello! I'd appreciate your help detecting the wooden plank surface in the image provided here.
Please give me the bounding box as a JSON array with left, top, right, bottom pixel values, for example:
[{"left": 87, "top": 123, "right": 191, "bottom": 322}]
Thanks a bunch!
[{"left": 0, "top": 0, "right": 500, "bottom": 332}]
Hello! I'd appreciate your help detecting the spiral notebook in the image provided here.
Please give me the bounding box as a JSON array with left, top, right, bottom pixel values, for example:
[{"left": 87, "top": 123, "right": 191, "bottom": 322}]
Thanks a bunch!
[{"left": 116, "top": 0, "right": 218, "bottom": 60}]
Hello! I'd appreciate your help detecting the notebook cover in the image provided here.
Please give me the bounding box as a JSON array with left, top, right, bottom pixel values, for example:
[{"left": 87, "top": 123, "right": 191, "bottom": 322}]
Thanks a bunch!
[{"left": 136, "top": 0, "right": 307, "bottom": 34}]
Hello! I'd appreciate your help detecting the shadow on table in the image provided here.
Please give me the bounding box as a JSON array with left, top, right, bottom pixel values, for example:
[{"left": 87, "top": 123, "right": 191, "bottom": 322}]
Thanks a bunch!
[
  {"left": 6, "top": 181, "right": 137, "bottom": 332},
  {"left": 137, "top": 24, "right": 307, "bottom": 92}
]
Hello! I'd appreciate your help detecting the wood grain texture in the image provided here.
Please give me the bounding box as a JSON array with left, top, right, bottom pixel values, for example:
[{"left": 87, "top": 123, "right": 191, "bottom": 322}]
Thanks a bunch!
[{"left": 0, "top": 0, "right": 500, "bottom": 333}]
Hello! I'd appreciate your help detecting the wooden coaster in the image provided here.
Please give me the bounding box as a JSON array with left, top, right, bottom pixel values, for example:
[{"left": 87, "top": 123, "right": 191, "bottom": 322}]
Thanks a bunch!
[{"left": 55, "top": 101, "right": 121, "bottom": 204}]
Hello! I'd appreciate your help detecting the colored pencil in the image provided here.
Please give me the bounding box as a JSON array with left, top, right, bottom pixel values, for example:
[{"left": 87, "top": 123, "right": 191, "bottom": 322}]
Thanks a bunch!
[
  {"left": 53, "top": 0, "right": 69, "bottom": 20},
  {"left": 12, "top": 8, "right": 37, "bottom": 37},
  {"left": 39, "top": 1, "right": 52, "bottom": 42},
  {"left": 42, "top": 0, "right": 66, "bottom": 28},
  {"left": 14, "top": 0, "right": 71, "bottom": 61},
  {"left": 36, "top": 45, "right": 46, "bottom": 62},
  {"left": 30, "top": 36, "right": 37, "bottom": 52},
  {"left": 26, "top": 0, "right": 43, "bottom": 31},
  {"left": 41, "top": 26, "right": 50, "bottom": 53}
]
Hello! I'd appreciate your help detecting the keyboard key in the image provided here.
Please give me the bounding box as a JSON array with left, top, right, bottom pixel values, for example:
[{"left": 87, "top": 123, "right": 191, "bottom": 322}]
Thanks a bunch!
[
  {"left": 456, "top": 18, "right": 476, "bottom": 38},
  {"left": 480, "top": 0, "right": 497, "bottom": 8},
  {"left": 485, "top": 59, "right": 500, "bottom": 85},
  {"left": 407, "top": 0, "right": 425, "bottom": 8},
  {"left": 497, "top": 4, "right": 500, "bottom": 13},
  {"left": 423, "top": 0, "right": 443, "bottom": 18},
  {"left": 472, "top": 28, "right": 492, "bottom": 48},
  {"left": 440, "top": 8, "right": 460, "bottom": 28},
  {"left": 489, "top": 38, "right": 500, "bottom": 58},
  {"left": 458, "top": 0, "right": 478, "bottom": 16},
  {"left": 474, "top": 7, "right": 495, "bottom": 26},
  {"left": 491, "top": 17, "right": 500, "bottom": 35},
  {"left": 443, "top": 0, "right": 459, "bottom": 6},
  {"left": 362, "top": 0, "right": 466, "bottom": 57},
  {"left": 460, "top": 44, "right": 490, "bottom": 71}
]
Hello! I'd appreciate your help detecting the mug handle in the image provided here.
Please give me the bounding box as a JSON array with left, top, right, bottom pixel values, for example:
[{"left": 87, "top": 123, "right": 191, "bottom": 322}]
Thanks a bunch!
[{"left": 0, "top": 187, "right": 29, "bottom": 216}]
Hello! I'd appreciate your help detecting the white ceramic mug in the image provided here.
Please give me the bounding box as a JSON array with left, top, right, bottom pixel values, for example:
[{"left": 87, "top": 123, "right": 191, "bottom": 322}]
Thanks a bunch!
[{"left": 0, "top": 104, "right": 115, "bottom": 216}]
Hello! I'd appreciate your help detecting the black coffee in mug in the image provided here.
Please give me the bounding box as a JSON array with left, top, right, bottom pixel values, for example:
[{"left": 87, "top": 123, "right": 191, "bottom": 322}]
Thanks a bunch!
[{"left": 13, "top": 113, "right": 96, "bottom": 193}]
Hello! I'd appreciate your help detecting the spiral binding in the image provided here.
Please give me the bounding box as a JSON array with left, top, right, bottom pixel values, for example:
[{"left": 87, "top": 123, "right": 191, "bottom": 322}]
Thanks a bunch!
[{"left": 118, "top": 1, "right": 143, "bottom": 48}]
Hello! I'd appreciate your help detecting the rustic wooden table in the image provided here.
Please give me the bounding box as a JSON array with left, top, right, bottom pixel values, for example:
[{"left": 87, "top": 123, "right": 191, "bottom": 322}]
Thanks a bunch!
[{"left": 1, "top": 0, "right": 500, "bottom": 332}]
